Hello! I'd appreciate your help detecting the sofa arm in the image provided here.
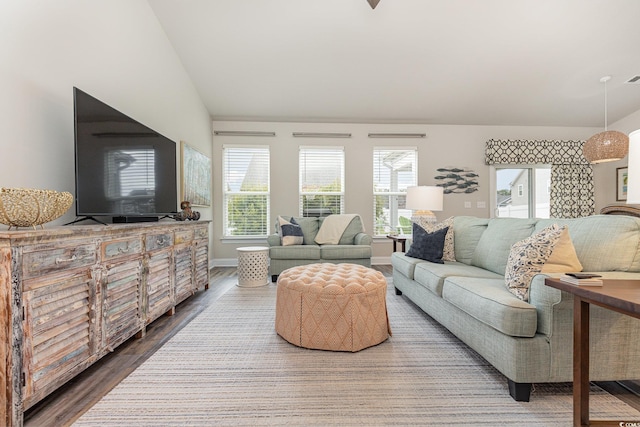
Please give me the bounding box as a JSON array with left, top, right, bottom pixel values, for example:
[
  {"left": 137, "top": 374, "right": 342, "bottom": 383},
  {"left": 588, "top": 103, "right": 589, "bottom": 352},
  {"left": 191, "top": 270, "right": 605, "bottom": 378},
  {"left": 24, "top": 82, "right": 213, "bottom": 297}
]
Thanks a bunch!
[
  {"left": 528, "top": 274, "right": 567, "bottom": 337},
  {"left": 529, "top": 271, "right": 640, "bottom": 336},
  {"left": 354, "top": 232, "right": 372, "bottom": 245},
  {"left": 267, "top": 233, "right": 281, "bottom": 247}
]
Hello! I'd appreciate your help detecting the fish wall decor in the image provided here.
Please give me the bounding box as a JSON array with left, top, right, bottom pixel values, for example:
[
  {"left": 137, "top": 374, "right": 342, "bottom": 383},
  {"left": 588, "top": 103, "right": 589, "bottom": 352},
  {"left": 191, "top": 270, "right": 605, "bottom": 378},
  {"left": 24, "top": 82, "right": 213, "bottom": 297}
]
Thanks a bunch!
[{"left": 435, "top": 167, "right": 479, "bottom": 194}]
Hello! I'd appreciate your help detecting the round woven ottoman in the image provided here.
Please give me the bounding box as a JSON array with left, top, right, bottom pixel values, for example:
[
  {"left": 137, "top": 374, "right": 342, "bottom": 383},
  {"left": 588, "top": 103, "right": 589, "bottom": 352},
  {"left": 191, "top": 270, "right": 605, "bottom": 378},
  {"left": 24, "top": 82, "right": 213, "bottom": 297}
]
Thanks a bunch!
[{"left": 275, "top": 263, "right": 391, "bottom": 352}]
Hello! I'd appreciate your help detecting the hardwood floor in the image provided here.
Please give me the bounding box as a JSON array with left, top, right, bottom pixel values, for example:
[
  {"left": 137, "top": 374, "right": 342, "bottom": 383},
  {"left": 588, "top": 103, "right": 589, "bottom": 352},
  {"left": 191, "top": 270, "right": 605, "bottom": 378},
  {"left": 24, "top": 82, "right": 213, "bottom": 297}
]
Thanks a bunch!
[
  {"left": 23, "top": 265, "right": 640, "bottom": 426},
  {"left": 24, "top": 267, "right": 239, "bottom": 427}
]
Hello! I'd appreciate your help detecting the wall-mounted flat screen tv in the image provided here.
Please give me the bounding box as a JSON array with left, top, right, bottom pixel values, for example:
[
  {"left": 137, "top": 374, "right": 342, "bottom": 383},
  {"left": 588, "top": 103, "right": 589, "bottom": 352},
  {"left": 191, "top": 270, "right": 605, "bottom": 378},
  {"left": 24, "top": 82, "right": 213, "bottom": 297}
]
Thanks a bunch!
[{"left": 73, "top": 87, "right": 178, "bottom": 223}]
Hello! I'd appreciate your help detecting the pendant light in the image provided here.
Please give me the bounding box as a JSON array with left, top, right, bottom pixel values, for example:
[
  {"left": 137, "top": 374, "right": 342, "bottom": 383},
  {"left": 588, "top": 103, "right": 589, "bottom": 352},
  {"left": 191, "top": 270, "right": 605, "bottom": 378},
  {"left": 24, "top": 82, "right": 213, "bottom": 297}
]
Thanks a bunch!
[
  {"left": 583, "top": 76, "right": 629, "bottom": 164},
  {"left": 367, "top": 0, "right": 381, "bottom": 9}
]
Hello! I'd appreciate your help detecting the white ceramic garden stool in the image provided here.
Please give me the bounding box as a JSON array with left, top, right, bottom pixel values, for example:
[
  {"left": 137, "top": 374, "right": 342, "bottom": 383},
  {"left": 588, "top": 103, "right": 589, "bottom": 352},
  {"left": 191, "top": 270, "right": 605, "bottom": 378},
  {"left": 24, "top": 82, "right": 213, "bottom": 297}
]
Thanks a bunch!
[{"left": 236, "top": 246, "right": 270, "bottom": 287}]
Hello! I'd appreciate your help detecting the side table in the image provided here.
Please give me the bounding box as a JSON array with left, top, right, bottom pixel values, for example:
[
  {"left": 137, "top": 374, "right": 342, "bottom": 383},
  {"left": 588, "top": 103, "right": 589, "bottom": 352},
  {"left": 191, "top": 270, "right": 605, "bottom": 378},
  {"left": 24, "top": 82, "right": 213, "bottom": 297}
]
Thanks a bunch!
[
  {"left": 545, "top": 277, "right": 640, "bottom": 427},
  {"left": 237, "top": 246, "right": 270, "bottom": 287},
  {"left": 387, "top": 235, "right": 409, "bottom": 252}
]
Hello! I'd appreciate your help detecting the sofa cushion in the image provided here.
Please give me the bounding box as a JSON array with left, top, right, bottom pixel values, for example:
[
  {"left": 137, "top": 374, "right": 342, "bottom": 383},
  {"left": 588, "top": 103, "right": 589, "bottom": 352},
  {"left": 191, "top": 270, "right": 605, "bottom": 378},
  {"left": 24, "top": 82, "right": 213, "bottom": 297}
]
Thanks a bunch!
[
  {"left": 391, "top": 252, "right": 424, "bottom": 280},
  {"left": 320, "top": 245, "right": 372, "bottom": 260},
  {"left": 406, "top": 224, "right": 448, "bottom": 264},
  {"left": 452, "top": 216, "right": 489, "bottom": 265},
  {"left": 442, "top": 277, "right": 538, "bottom": 338},
  {"left": 293, "top": 217, "right": 320, "bottom": 245},
  {"left": 471, "top": 218, "right": 537, "bottom": 275},
  {"left": 417, "top": 217, "right": 455, "bottom": 262},
  {"left": 269, "top": 244, "right": 321, "bottom": 260},
  {"left": 278, "top": 216, "right": 304, "bottom": 246},
  {"left": 536, "top": 215, "right": 640, "bottom": 272},
  {"left": 505, "top": 224, "right": 564, "bottom": 301},
  {"left": 540, "top": 227, "right": 583, "bottom": 273},
  {"left": 414, "top": 262, "right": 503, "bottom": 297}
]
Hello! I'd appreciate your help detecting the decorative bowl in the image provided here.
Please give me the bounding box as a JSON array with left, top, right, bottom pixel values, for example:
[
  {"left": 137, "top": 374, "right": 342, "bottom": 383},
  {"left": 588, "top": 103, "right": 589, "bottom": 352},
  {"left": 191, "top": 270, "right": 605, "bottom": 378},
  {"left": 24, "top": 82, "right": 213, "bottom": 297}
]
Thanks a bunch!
[{"left": 0, "top": 187, "right": 73, "bottom": 229}]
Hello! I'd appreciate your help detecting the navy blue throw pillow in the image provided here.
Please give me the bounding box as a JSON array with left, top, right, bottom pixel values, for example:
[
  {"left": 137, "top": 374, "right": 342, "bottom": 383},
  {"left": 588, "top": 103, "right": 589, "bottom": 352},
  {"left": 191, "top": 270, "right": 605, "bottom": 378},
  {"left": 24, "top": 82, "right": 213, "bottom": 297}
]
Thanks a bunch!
[{"left": 405, "top": 222, "right": 449, "bottom": 264}]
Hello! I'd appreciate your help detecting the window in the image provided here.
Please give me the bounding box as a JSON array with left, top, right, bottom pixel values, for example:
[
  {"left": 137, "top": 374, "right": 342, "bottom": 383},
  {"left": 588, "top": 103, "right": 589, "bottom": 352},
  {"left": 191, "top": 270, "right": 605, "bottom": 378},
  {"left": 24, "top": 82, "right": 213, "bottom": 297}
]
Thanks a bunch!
[
  {"left": 105, "top": 149, "right": 155, "bottom": 199},
  {"left": 494, "top": 166, "right": 550, "bottom": 218},
  {"left": 299, "top": 146, "right": 344, "bottom": 217},
  {"left": 222, "top": 145, "right": 270, "bottom": 237},
  {"left": 373, "top": 147, "right": 417, "bottom": 236}
]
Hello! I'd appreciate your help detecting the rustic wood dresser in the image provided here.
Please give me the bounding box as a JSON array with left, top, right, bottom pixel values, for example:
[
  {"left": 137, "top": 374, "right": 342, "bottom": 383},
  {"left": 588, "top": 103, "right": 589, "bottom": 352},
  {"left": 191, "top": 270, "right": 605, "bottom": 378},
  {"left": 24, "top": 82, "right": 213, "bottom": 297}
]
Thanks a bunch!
[{"left": 0, "top": 221, "right": 210, "bottom": 426}]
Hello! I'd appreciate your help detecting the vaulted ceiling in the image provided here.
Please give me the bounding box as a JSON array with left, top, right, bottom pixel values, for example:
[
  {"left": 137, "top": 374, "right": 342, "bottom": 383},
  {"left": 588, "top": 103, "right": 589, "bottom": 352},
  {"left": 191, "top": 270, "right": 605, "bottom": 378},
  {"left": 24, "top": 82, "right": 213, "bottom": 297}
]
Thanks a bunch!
[{"left": 148, "top": 0, "right": 640, "bottom": 127}]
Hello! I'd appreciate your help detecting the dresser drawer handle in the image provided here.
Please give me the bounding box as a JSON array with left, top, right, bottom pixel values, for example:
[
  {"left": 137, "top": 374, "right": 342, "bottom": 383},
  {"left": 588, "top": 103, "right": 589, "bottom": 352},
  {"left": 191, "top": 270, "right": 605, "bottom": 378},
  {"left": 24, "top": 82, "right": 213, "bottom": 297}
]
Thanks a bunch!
[
  {"left": 55, "top": 253, "right": 90, "bottom": 264},
  {"left": 56, "top": 254, "right": 77, "bottom": 264},
  {"left": 156, "top": 237, "right": 166, "bottom": 245},
  {"left": 118, "top": 245, "right": 131, "bottom": 254}
]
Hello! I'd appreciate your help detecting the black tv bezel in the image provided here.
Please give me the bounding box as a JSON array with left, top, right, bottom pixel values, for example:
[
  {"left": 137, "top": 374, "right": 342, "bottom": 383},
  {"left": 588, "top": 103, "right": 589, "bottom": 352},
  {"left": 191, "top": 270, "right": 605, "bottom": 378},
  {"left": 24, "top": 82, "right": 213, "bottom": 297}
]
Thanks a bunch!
[{"left": 72, "top": 87, "right": 179, "bottom": 221}]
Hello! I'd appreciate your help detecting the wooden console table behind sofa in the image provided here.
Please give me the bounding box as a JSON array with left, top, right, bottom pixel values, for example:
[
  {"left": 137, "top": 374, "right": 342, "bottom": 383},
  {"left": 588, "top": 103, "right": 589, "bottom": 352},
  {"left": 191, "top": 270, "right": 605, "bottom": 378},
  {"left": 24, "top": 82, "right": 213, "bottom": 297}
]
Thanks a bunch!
[{"left": 0, "top": 221, "right": 210, "bottom": 427}]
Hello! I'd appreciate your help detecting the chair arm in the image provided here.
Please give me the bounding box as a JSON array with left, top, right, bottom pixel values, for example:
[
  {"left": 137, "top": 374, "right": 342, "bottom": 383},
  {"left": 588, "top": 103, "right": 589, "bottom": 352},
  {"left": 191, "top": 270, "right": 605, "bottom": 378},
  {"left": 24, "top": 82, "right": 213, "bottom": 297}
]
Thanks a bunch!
[
  {"left": 354, "top": 232, "right": 372, "bottom": 245},
  {"left": 267, "top": 234, "right": 281, "bottom": 247}
]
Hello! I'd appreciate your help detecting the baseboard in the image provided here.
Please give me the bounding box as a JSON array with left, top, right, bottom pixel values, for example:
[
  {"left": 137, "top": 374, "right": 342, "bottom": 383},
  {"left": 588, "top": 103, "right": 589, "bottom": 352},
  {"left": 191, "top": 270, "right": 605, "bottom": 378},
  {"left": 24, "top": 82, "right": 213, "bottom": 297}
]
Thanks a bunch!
[
  {"left": 371, "top": 256, "right": 391, "bottom": 265},
  {"left": 212, "top": 258, "right": 239, "bottom": 267}
]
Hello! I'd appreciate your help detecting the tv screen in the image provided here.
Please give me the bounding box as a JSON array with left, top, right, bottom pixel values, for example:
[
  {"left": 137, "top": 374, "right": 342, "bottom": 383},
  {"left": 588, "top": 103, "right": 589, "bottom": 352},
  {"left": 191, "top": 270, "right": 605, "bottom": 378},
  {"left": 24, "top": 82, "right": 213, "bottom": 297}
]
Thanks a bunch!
[{"left": 73, "top": 87, "right": 178, "bottom": 221}]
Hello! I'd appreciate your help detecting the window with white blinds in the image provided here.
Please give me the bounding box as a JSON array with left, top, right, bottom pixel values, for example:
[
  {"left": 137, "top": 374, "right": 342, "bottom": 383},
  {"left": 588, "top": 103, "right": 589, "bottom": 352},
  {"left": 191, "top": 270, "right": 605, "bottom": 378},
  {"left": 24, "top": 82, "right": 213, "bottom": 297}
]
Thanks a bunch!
[
  {"left": 299, "top": 146, "right": 344, "bottom": 217},
  {"left": 105, "top": 148, "right": 155, "bottom": 199},
  {"left": 223, "top": 145, "right": 270, "bottom": 237},
  {"left": 373, "top": 147, "right": 417, "bottom": 235}
]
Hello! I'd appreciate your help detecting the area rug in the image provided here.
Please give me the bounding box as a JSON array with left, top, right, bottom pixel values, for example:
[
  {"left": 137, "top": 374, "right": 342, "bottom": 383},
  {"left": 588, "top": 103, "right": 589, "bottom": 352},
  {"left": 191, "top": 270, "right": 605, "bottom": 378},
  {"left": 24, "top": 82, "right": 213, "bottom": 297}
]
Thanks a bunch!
[{"left": 73, "top": 281, "right": 640, "bottom": 426}]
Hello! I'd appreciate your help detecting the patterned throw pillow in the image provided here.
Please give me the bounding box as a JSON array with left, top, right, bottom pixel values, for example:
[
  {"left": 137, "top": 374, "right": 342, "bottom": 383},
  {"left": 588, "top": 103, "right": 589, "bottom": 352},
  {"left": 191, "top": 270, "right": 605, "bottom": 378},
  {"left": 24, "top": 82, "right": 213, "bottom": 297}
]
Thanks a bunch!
[
  {"left": 505, "top": 224, "right": 565, "bottom": 301},
  {"left": 405, "top": 223, "right": 449, "bottom": 264},
  {"left": 414, "top": 216, "right": 455, "bottom": 262},
  {"left": 278, "top": 216, "right": 304, "bottom": 246}
]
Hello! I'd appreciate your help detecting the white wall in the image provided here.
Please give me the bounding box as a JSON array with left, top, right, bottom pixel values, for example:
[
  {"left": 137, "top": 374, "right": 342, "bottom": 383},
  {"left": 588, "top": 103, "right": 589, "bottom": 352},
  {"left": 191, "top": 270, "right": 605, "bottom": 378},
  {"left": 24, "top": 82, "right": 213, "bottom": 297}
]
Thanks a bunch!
[
  {"left": 592, "top": 109, "right": 640, "bottom": 212},
  {"left": 4, "top": 0, "right": 638, "bottom": 267},
  {"left": 0, "top": 1, "right": 212, "bottom": 242},
  {"left": 212, "top": 121, "right": 604, "bottom": 264}
]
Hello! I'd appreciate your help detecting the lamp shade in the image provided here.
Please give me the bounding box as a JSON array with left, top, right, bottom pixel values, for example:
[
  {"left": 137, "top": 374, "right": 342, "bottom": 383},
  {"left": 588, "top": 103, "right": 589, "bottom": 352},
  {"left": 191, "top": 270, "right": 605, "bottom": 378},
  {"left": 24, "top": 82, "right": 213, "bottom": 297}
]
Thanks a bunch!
[
  {"left": 583, "top": 130, "right": 629, "bottom": 164},
  {"left": 406, "top": 186, "right": 443, "bottom": 211},
  {"left": 626, "top": 129, "right": 640, "bottom": 204}
]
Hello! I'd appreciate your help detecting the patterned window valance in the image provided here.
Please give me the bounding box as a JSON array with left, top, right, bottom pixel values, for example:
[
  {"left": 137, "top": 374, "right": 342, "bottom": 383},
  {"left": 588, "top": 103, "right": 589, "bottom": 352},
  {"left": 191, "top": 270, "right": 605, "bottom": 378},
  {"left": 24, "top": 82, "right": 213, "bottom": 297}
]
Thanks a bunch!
[
  {"left": 485, "top": 139, "right": 588, "bottom": 165},
  {"left": 485, "top": 139, "right": 594, "bottom": 218}
]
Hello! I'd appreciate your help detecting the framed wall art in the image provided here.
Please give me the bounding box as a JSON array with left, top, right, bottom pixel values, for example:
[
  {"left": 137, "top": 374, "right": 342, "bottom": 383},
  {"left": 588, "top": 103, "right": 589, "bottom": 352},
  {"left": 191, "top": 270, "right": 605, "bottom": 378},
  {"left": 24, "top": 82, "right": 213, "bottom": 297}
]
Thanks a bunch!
[
  {"left": 181, "top": 141, "right": 211, "bottom": 207},
  {"left": 617, "top": 167, "right": 628, "bottom": 201}
]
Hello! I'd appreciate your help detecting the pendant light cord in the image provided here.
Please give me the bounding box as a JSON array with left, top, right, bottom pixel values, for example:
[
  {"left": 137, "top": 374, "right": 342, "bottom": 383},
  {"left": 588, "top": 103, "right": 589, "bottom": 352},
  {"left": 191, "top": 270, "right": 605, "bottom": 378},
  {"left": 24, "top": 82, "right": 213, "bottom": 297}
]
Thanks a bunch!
[
  {"left": 601, "top": 75, "right": 611, "bottom": 131},
  {"left": 604, "top": 78, "right": 608, "bottom": 131}
]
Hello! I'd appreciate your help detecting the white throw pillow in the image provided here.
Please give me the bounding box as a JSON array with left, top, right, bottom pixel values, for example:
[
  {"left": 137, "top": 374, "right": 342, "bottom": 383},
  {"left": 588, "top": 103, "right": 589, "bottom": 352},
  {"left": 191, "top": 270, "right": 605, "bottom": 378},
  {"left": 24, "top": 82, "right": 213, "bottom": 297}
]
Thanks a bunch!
[{"left": 540, "top": 227, "right": 583, "bottom": 273}]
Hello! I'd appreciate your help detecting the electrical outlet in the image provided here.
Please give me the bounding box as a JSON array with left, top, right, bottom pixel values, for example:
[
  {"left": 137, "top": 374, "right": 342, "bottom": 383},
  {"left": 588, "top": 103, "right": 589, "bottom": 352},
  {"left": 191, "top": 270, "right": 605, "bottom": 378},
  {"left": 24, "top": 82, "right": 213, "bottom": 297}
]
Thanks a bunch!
[{"left": 464, "top": 201, "right": 471, "bottom": 208}]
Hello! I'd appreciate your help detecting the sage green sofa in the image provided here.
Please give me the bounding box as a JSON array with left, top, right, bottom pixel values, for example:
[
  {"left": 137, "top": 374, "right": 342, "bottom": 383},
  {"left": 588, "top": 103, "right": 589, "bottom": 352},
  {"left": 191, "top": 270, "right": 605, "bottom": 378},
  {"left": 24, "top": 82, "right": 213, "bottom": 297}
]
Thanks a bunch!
[
  {"left": 268, "top": 215, "right": 372, "bottom": 281},
  {"left": 392, "top": 215, "right": 640, "bottom": 401}
]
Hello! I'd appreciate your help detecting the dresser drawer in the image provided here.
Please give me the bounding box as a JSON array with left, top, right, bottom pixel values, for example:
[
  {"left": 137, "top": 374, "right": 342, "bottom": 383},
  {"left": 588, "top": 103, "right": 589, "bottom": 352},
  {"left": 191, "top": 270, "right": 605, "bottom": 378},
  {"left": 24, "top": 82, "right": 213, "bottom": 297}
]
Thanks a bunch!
[
  {"left": 145, "top": 233, "right": 173, "bottom": 252},
  {"left": 22, "top": 243, "right": 97, "bottom": 279},
  {"left": 102, "top": 237, "right": 143, "bottom": 261},
  {"left": 174, "top": 229, "right": 194, "bottom": 244},
  {"left": 194, "top": 225, "right": 208, "bottom": 240}
]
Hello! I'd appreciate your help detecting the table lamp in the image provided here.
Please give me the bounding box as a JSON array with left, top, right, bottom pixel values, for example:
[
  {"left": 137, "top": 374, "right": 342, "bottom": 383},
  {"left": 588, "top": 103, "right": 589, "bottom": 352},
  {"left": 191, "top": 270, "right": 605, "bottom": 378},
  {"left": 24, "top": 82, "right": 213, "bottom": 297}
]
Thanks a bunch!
[{"left": 406, "top": 186, "right": 444, "bottom": 230}]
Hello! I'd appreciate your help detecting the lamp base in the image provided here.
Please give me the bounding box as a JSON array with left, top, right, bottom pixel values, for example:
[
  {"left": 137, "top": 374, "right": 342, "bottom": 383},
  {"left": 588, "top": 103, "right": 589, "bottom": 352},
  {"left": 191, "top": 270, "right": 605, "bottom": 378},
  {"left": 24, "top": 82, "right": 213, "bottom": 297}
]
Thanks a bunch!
[{"left": 411, "top": 211, "right": 437, "bottom": 230}]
